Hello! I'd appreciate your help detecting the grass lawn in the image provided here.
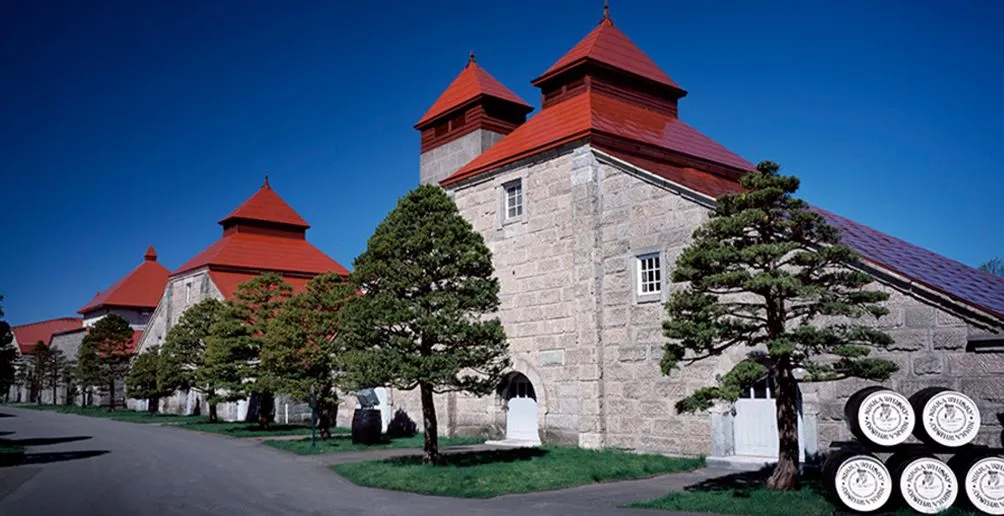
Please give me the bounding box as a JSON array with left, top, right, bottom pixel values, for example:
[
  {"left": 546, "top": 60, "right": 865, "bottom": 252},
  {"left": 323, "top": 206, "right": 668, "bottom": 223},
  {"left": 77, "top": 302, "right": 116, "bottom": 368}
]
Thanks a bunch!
[
  {"left": 180, "top": 421, "right": 348, "bottom": 438},
  {"left": 630, "top": 468, "right": 981, "bottom": 516},
  {"left": 333, "top": 446, "right": 705, "bottom": 498},
  {"left": 12, "top": 403, "right": 209, "bottom": 425},
  {"left": 264, "top": 432, "right": 482, "bottom": 455}
]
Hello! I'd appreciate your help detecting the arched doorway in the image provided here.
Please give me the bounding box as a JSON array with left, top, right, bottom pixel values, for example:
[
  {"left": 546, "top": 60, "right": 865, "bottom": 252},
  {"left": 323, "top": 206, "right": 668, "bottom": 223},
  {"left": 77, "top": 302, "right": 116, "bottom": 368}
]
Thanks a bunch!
[
  {"left": 733, "top": 376, "right": 805, "bottom": 460},
  {"left": 504, "top": 373, "right": 540, "bottom": 443}
]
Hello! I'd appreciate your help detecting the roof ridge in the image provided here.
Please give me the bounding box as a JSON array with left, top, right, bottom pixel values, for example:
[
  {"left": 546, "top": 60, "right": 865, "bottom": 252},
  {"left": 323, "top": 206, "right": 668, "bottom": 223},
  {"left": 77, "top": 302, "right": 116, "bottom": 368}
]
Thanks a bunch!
[{"left": 13, "top": 316, "right": 82, "bottom": 329}]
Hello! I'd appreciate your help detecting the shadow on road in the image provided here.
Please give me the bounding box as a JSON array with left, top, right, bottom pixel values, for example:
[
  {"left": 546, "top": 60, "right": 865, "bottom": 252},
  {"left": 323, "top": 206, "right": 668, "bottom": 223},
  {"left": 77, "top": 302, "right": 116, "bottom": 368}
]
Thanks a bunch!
[
  {"left": 1, "top": 450, "right": 109, "bottom": 468},
  {"left": 0, "top": 436, "right": 92, "bottom": 447},
  {"left": 0, "top": 432, "right": 13, "bottom": 437},
  {"left": 0, "top": 413, "right": 14, "bottom": 418},
  {"left": 384, "top": 447, "right": 548, "bottom": 468}
]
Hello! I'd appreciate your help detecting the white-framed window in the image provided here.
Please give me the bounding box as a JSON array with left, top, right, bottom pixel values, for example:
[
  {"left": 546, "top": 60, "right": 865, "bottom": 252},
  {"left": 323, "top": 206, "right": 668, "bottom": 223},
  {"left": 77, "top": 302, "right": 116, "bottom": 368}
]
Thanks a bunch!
[
  {"left": 185, "top": 282, "right": 192, "bottom": 304},
  {"left": 636, "top": 253, "right": 662, "bottom": 295},
  {"left": 504, "top": 180, "right": 523, "bottom": 220}
]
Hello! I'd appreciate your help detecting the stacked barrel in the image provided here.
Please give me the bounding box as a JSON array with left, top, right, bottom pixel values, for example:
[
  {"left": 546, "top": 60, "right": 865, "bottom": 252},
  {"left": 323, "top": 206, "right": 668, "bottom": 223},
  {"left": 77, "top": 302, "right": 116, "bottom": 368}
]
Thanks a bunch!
[{"left": 824, "top": 386, "right": 1003, "bottom": 514}]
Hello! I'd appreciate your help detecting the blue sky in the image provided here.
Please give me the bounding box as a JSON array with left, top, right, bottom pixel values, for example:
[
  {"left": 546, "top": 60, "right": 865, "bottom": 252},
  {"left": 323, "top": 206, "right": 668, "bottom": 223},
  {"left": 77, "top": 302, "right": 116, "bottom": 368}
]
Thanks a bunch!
[{"left": 2, "top": 1, "right": 1002, "bottom": 324}]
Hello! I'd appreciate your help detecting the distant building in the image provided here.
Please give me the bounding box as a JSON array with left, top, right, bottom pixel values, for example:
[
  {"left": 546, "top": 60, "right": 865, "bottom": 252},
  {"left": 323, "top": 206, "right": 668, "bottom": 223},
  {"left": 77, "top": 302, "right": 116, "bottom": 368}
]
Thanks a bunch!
[
  {"left": 387, "top": 6, "right": 1004, "bottom": 463},
  {"left": 133, "top": 179, "right": 348, "bottom": 420},
  {"left": 8, "top": 317, "right": 82, "bottom": 403}
]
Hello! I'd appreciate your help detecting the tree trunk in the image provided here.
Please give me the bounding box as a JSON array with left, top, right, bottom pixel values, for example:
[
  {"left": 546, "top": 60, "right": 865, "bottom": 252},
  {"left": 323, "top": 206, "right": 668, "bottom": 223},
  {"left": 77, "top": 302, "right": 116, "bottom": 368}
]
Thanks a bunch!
[
  {"left": 108, "top": 379, "right": 116, "bottom": 411},
  {"left": 767, "top": 362, "right": 800, "bottom": 490},
  {"left": 148, "top": 397, "right": 158, "bottom": 415},
  {"left": 420, "top": 382, "right": 440, "bottom": 464},
  {"left": 207, "top": 388, "right": 217, "bottom": 423}
]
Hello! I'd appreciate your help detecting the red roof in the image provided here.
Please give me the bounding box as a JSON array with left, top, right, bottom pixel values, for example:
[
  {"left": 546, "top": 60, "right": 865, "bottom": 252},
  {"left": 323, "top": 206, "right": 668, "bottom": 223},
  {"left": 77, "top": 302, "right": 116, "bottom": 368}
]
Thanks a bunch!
[
  {"left": 78, "top": 246, "right": 170, "bottom": 314},
  {"left": 416, "top": 54, "right": 531, "bottom": 127},
  {"left": 442, "top": 91, "right": 752, "bottom": 185},
  {"left": 12, "top": 318, "right": 83, "bottom": 354},
  {"left": 533, "top": 13, "right": 681, "bottom": 90},
  {"left": 174, "top": 233, "right": 348, "bottom": 277},
  {"left": 208, "top": 270, "right": 313, "bottom": 299},
  {"left": 219, "top": 179, "right": 310, "bottom": 229}
]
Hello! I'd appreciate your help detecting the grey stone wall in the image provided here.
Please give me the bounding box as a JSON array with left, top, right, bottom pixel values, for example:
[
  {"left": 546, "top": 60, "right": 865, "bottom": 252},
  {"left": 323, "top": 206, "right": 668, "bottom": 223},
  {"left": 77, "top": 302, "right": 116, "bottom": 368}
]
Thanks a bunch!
[{"left": 419, "top": 130, "right": 506, "bottom": 186}]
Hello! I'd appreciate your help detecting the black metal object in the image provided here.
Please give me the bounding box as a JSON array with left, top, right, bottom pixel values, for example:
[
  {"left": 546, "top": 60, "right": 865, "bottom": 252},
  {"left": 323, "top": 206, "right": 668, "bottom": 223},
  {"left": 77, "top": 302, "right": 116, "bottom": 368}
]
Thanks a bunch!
[{"left": 351, "top": 408, "right": 382, "bottom": 445}]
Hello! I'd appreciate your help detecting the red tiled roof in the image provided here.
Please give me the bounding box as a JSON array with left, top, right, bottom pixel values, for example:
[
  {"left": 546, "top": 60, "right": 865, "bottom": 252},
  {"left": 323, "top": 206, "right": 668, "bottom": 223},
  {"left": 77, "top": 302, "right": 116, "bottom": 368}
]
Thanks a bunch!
[
  {"left": 598, "top": 148, "right": 742, "bottom": 199},
  {"left": 78, "top": 246, "right": 170, "bottom": 314},
  {"left": 208, "top": 271, "right": 313, "bottom": 299},
  {"left": 416, "top": 56, "right": 531, "bottom": 127},
  {"left": 533, "top": 14, "right": 680, "bottom": 90},
  {"left": 442, "top": 91, "right": 752, "bottom": 185},
  {"left": 220, "top": 179, "right": 310, "bottom": 229},
  {"left": 12, "top": 318, "right": 83, "bottom": 354},
  {"left": 173, "top": 233, "right": 349, "bottom": 277}
]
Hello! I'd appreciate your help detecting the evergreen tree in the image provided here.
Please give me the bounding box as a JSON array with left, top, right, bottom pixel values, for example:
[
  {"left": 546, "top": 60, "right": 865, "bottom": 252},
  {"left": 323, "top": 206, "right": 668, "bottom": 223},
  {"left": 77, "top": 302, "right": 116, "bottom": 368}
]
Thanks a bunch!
[
  {"left": 0, "top": 296, "right": 16, "bottom": 402},
  {"left": 662, "top": 161, "right": 896, "bottom": 490},
  {"left": 158, "top": 298, "right": 225, "bottom": 421},
  {"left": 76, "top": 338, "right": 102, "bottom": 406},
  {"left": 202, "top": 274, "right": 291, "bottom": 427},
  {"left": 60, "top": 359, "right": 77, "bottom": 405},
  {"left": 30, "top": 342, "right": 53, "bottom": 404},
  {"left": 79, "top": 314, "right": 135, "bottom": 410},
  {"left": 46, "top": 348, "right": 66, "bottom": 405},
  {"left": 979, "top": 257, "right": 1004, "bottom": 278},
  {"left": 339, "top": 185, "right": 510, "bottom": 464},
  {"left": 127, "top": 346, "right": 163, "bottom": 413},
  {"left": 262, "top": 272, "right": 355, "bottom": 438}
]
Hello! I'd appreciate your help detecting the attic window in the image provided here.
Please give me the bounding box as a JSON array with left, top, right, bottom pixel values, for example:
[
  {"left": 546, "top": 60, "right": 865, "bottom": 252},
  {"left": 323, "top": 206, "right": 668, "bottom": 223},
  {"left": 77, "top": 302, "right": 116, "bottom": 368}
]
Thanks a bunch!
[
  {"left": 434, "top": 121, "right": 449, "bottom": 137},
  {"left": 449, "top": 112, "right": 466, "bottom": 131}
]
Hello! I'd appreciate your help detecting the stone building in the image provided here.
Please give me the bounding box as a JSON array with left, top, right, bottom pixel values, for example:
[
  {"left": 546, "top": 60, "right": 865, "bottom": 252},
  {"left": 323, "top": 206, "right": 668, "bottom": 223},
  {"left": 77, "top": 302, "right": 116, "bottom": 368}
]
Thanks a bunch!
[
  {"left": 133, "top": 179, "right": 349, "bottom": 420},
  {"left": 41, "top": 245, "right": 170, "bottom": 406},
  {"left": 7, "top": 317, "right": 82, "bottom": 403},
  {"left": 383, "top": 8, "right": 1004, "bottom": 463}
]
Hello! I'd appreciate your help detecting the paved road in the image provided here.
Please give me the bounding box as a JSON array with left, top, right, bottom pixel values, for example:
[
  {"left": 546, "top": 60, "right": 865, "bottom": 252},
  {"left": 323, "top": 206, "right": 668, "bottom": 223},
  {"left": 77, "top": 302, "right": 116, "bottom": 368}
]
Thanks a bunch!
[{"left": 0, "top": 407, "right": 716, "bottom": 516}]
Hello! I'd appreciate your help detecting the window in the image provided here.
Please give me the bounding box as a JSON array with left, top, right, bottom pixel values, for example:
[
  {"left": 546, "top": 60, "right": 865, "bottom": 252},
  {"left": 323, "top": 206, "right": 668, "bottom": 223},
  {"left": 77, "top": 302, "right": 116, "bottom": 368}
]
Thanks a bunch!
[
  {"left": 637, "top": 253, "right": 662, "bottom": 295},
  {"left": 185, "top": 282, "right": 192, "bottom": 304},
  {"left": 504, "top": 180, "right": 523, "bottom": 220}
]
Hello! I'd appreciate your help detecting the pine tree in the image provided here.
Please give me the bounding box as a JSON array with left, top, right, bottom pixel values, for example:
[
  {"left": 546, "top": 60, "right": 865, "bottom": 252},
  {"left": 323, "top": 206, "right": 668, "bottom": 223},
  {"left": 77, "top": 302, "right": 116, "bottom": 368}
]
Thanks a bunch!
[
  {"left": 30, "top": 342, "right": 52, "bottom": 404},
  {"left": 979, "top": 257, "right": 1004, "bottom": 278},
  {"left": 127, "top": 346, "right": 163, "bottom": 413},
  {"left": 339, "top": 185, "right": 510, "bottom": 464},
  {"left": 662, "top": 161, "right": 896, "bottom": 490},
  {"left": 76, "top": 338, "right": 102, "bottom": 405},
  {"left": 0, "top": 296, "right": 16, "bottom": 402},
  {"left": 79, "top": 314, "right": 135, "bottom": 410},
  {"left": 158, "top": 298, "right": 225, "bottom": 421},
  {"left": 59, "top": 359, "right": 77, "bottom": 405},
  {"left": 262, "top": 272, "right": 354, "bottom": 438},
  {"left": 202, "top": 274, "right": 291, "bottom": 427}
]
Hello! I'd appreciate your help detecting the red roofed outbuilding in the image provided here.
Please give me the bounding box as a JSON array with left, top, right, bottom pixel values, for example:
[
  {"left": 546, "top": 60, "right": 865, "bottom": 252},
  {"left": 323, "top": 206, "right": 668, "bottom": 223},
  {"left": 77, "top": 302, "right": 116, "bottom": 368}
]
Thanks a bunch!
[{"left": 414, "top": 5, "right": 1004, "bottom": 459}]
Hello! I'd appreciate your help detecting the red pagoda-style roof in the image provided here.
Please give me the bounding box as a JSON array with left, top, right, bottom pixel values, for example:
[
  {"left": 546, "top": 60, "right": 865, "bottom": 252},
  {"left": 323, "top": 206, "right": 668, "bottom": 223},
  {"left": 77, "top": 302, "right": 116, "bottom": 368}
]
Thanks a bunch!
[
  {"left": 437, "top": 8, "right": 1004, "bottom": 323},
  {"left": 78, "top": 246, "right": 170, "bottom": 314},
  {"left": 416, "top": 53, "right": 532, "bottom": 127},
  {"left": 533, "top": 8, "right": 682, "bottom": 92},
  {"left": 219, "top": 177, "right": 310, "bottom": 229},
  {"left": 208, "top": 270, "right": 314, "bottom": 299},
  {"left": 174, "top": 180, "right": 348, "bottom": 283},
  {"left": 12, "top": 318, "right": 83, "bottom": 354},
  {"left": 442, "top": 91, "right": 753, "bottom": 185}
]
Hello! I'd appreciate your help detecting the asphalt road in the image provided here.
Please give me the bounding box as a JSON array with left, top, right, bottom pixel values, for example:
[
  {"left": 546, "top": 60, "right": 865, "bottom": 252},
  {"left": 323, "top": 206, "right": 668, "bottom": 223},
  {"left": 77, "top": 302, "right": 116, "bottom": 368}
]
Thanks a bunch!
[{"left": 0, "top": 407, "right": 713, "bottom": 516}]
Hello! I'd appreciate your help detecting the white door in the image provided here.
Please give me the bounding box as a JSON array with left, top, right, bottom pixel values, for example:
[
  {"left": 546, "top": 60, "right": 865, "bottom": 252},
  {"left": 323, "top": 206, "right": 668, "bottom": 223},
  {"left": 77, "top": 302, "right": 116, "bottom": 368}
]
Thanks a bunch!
[
  {"left": 733, "top": 378, "right": 805, "bottom": 460},
  {"left": 505, "top": 374, "right": 540, "bottom": 443}
]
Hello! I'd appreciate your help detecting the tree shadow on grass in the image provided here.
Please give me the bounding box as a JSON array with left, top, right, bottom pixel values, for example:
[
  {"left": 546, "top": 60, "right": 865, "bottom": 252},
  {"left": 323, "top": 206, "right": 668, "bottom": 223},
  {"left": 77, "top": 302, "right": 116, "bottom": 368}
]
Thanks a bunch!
[
  {"left": 385, "top": 447, "right": 548, "bottom": 468},
  {"left": 683, "top": 465, "right": 829, "bottom": 498},
  {"left": 0, "top": 450, "right": 109, "bottom": 468},
  {"left": 0, "top": 436, "right": 92, "bottom": 447}
]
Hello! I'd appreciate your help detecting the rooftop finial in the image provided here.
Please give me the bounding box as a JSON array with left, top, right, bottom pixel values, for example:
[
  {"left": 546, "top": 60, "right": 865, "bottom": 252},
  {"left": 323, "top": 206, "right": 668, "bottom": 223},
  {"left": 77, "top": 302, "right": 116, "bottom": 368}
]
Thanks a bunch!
[
  {"left": 601, "top": 0, "right": 612, "bottom": 25},
  {"left": 144, "top": 245, "right": 157, "bottom": 261},
  {"left": 264, "top": 175, "right": 270, "bottom": 189},
  {"left": 468, "top": 50, "right": 476, "bottom": 66}
]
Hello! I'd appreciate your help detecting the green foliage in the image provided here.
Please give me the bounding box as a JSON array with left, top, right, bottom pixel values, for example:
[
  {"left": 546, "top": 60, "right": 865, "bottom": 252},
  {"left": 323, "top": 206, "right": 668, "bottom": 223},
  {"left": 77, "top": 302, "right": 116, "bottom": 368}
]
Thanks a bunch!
[
  {"left": 0, "top": 296, "right": 16, "bottom": 398},
  {"left": 127, "top": 346, "right": 163, "bottom": 401},
  {"left": 979, "top": 257, "right": 1004, "bottom": 278},
  {"left": 158, "top": 298, "right": 224, "bottom": 395},
  {"left": 661, "top": 161, "right": 897, "bottom": 488},
  {"left": 261, "top": 272, "right": 355, "bottom": 406},
  {"left": 265, "top": 432, "right": 478, "bottom": 455},
  {"left": 338, "top": 185, "right": 510, "bottom": 462},
  {"left": 201, "top": 274, "right": 291, "bottom": 404},
  {"left": 78, "top": 313, "right": 135, "bottom": 408}
]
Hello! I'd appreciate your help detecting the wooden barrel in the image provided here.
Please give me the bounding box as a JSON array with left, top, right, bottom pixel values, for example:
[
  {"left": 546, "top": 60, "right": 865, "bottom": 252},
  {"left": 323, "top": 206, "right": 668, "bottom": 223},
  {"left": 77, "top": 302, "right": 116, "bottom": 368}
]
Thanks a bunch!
[
  {"left": 351, "top": 408, "right": 383, "bottom": 445},
  {"left": 886, "top": 450, "right": 958, "bottom": 514},
  {"left": 844, "top": 386, "right": 915, "bottom": 447},
  {"left": 949, "top": 449, "right": 1004, "bottom": 515},
  {"left": 909, "top": 387, "right": 980, "bottom": 447},
  {"left": 823, "top": 448, "right": 893, "bottom": 512}
]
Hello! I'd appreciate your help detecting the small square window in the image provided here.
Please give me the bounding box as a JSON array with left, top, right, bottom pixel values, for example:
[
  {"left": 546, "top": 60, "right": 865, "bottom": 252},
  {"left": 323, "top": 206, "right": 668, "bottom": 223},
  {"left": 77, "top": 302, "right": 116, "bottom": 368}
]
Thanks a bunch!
[
  {"left": 504, "top": 180, "right": 523, "bottom": 220},
  {"left": 637, "top": 253, "right": 662, "bottom": 295}
]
